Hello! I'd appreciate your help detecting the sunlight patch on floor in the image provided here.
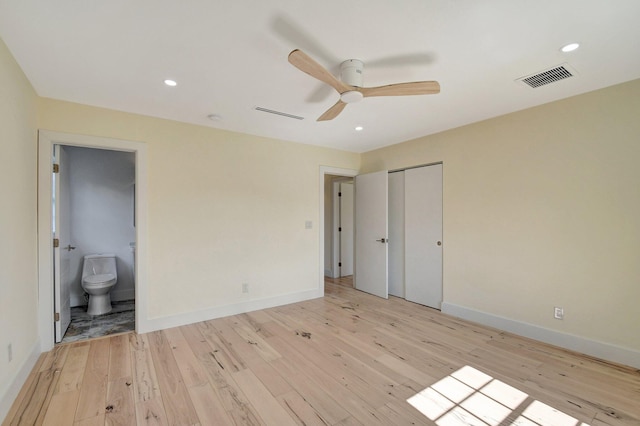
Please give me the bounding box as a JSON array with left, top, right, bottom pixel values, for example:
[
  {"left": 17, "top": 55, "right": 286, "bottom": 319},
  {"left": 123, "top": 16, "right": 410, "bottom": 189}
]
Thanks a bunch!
[{"left": 407, "top": 365, "right": 590, "bottom": 426}]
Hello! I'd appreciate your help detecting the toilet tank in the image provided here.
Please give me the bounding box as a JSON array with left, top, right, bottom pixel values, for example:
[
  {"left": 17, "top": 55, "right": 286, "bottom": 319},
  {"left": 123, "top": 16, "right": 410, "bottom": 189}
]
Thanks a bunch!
[{"left": 82, "top": 254, "right": 117, "bottom": 279}]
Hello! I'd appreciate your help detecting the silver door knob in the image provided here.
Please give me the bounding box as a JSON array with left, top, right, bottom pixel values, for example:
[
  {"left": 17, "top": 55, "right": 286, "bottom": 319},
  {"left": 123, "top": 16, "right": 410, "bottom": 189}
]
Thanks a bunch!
[
  {"left": 64, "top": 244, "right": 76, "bottom": 251},
  {"left": 376, "top": 238, "right": 388, "bottom": 243}
]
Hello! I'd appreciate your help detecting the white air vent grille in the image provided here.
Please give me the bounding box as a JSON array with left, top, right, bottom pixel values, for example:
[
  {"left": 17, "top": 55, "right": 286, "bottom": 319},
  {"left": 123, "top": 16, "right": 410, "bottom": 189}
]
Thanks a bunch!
[
  {"left": 517, "top": 64, "right": 577, "bottom": 88},
  {"left": 255, "top": 107, "right": 304, "bottom": 120}
]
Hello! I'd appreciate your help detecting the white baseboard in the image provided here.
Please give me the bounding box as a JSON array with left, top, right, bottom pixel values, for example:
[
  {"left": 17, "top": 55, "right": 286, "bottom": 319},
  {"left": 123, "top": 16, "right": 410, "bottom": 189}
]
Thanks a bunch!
[
  {"left": 441, "top": 302, "right": 640, "bottom": 369},
  {"left": 1, "top": 341, "right": 41, "bottom": 423},
  {"left": 141, "top": 288, "right": 323, "bottom": 334}
]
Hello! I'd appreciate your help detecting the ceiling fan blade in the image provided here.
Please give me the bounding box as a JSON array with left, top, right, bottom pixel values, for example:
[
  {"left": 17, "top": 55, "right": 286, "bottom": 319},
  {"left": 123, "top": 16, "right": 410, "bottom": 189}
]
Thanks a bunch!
[
  {"left": 317, "top": 100, "right": 347, "bottom": 121},
  {"left": 359, "top": 81, "right": 440, "bottom": 97},
  {"left": 288, "top": 49, "right": 351, "bottom": 94}
]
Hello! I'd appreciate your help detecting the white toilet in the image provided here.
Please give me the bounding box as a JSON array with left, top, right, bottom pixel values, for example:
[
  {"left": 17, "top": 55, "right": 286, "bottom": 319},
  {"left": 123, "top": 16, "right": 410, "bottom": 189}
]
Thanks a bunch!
[{"left": 82, "top": 254, "right": 118, "bottom": 315}]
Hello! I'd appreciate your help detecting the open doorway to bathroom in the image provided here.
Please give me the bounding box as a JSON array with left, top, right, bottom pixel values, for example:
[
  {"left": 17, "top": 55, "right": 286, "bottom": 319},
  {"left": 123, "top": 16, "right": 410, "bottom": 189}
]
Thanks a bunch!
[
  {"left": 322, "top": 169, "right": 357, "bottom": 292},
  {"left": 38, "top": 130, "right": 147, "bottom": 353},
  {"left": 54, "top": 145, "right": 136, "bottom": 343}
]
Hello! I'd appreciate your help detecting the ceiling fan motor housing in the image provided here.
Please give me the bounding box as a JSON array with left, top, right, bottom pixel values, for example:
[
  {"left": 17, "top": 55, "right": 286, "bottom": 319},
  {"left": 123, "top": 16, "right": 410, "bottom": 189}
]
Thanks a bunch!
[{"left": 340, "top": 59, "right": 364, "bottom": 87}]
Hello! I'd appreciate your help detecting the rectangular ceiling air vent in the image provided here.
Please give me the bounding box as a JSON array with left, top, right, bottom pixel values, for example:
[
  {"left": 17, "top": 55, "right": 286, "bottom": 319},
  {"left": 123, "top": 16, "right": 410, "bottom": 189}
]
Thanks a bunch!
[
  {"left": 255, "top": 106, "right": 304, "bottom": 120},
  {"left": 516, "top": 63, "right": 577, "bottom": 88}
]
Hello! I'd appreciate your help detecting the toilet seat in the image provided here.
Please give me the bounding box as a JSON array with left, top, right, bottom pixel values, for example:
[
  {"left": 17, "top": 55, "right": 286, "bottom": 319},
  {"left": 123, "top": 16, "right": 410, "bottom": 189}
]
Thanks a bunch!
[{"left": 83, "top": 273, "right": 116, "bottom": 286}]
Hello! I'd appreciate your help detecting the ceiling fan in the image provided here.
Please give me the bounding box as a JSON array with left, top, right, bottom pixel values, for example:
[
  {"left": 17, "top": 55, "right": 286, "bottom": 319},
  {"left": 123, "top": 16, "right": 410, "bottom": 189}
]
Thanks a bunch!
[{"left": 288, "top": 49, "right": 440, "bottom": 121}]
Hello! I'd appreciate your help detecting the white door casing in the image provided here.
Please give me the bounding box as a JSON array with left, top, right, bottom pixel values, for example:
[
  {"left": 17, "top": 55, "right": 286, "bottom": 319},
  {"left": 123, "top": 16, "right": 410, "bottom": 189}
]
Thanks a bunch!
[
  {"left": 354, "top": 170, "right": 389, "bottom": 299},
  {"left": 53, "top": 145, "right": 71, "bottom": 342},
  {"left": 404, "top": 164, "right": 443, "bottom": 309}
]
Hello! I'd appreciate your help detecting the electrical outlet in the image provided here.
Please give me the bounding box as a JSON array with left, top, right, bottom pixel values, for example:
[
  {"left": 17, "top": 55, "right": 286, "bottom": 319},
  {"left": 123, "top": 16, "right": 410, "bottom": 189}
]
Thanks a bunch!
[
  {"left": 554, "top": 307, "right": 564, "bottom": 320},
  {"left": 8, "top": 343, "right": 12, "bottom": 362},
  {"left": 242, "top": 283, "right": 249, "bottom": 293}
]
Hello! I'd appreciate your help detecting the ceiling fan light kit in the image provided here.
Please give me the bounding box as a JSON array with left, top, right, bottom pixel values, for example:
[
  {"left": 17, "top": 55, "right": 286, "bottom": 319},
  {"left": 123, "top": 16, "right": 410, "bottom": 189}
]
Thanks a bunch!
[
  {"left": 340, "top": 90, "right": 364, "bottom": 103},
  {"left": 288, "top": 49, "right": 440, "bottom": 121}
]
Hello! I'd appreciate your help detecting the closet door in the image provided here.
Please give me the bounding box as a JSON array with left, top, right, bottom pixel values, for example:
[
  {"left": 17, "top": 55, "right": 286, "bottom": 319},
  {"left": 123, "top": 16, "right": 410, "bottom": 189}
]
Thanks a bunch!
[
  {"left": 405, "top": 164, "right": 443, "bottom": 309},
  {"left": 354, "top": 170, "right": 388, "bottom": 299}
]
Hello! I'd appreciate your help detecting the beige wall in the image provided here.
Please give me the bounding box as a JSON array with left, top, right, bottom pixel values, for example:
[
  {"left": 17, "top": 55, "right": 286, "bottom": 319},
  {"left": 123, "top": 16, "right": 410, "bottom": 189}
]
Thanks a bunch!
[
  {"left": 0, "top": 39, "right": 39, "bottom": 410},
  {"left": 362, "top": 79, "right": 640, "bottom": 353},
  {"left": 37, "top": 98, "right": 360, "bottom": 320}
]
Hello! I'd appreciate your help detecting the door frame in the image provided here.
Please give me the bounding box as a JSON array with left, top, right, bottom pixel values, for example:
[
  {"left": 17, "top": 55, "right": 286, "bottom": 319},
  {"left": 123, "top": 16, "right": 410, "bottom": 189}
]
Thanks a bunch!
[
  {"left": 37, "top": 130, "right": 149, "bottom": 352},
  {"left": 319, "top": 166, "right": 358, "bottom": 293}
]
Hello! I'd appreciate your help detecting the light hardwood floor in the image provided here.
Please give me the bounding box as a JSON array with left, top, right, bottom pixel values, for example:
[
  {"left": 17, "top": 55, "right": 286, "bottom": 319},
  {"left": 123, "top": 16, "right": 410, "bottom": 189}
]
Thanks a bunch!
[{"left": 4, "top": 278, "right": 639, "bottom": 425}]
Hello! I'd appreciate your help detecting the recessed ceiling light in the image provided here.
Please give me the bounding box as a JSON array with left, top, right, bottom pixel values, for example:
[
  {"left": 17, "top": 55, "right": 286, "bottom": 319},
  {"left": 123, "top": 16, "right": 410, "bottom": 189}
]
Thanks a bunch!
[
  {"left": 355, "top": 126, "right": 363, "bottom": 131},
  {"left": 164, "top": 79, "right": 177, "bottom": 86},
  {"left": 561, "top": 43, "right": 580, "bottom": 53}
]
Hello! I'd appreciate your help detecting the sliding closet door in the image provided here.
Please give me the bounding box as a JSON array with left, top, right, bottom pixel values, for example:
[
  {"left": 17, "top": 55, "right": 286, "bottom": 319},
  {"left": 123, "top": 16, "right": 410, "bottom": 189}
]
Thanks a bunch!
[{"left": 405, "top": 164, "right": 443, "bottom": 309}]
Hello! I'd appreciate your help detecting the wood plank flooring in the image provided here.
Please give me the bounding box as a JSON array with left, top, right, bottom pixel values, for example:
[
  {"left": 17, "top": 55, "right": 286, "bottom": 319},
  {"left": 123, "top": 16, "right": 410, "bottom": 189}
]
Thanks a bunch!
[{"left": 4, "top": 277, "right": 639, "bottom": 425}]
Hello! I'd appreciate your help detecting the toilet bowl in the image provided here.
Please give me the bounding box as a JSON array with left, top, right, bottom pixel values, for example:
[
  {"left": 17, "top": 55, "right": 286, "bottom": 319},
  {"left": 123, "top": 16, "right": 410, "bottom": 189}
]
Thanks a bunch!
[{"left": 82, "top": 254, "right": 118, "bottom": 315}]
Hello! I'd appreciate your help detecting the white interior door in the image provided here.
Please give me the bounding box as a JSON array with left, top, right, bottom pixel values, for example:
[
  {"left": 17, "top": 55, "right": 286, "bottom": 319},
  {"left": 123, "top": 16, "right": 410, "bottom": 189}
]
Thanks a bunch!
[
  {"left": 355, "top": 171, "right": 388, "bottom": 299},
  {"left": 339, "top": 182, "right": 354, "bottom": 276},
  {"left": 388, "top": 171, "right": 405, "bottom": 297},
  {"left": 405, "top": 164, "right": 443, "bottom": 309},
  {"left": 54, "top": 145, "right": 72, "bottom": 342}
]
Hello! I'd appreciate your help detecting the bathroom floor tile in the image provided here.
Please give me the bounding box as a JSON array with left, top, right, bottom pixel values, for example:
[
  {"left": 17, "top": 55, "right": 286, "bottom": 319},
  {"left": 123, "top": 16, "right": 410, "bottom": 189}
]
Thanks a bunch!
[{"left": 61, "top": 300, "right": 135, "bottom": 343}]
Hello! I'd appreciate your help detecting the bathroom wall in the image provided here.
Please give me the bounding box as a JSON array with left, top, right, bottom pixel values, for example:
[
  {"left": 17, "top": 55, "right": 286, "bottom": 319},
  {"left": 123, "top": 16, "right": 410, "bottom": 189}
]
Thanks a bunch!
[{"left": 66, "top": 146, "right": 136, "bottom": 306}]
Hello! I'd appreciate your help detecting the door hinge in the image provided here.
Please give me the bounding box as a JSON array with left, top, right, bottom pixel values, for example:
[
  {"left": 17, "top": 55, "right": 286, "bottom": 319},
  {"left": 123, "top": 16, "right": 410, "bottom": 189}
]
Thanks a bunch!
[
  {"left": 338, "top": 192, "right": 342, "bottom": 197},
  {"left": 53, "top": 164, "right": 59, "bottom": 173},
  {"left": 54, "top": 312, "right": 60, "bottom": 322},
  {"left": 53, "top": 238, "right": 59, "bottom": 248},
  {"left": 339, "top": 262, "right": 342, "bottom": 267},
  {"left": 338, "top": 227, "right": 342, "bottom": 232}
]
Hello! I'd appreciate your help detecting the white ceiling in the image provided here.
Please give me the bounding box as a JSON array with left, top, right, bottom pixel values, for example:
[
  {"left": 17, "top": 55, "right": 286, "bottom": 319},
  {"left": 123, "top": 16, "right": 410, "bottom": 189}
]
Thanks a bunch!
[{"left": 2, "top": 1, "right": 640, "bottom": 153}]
